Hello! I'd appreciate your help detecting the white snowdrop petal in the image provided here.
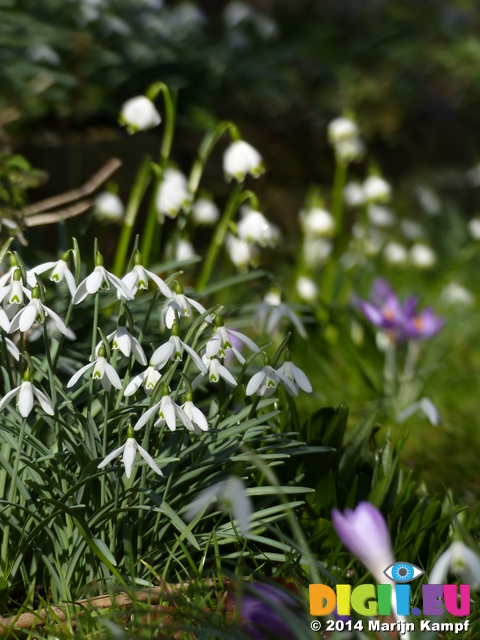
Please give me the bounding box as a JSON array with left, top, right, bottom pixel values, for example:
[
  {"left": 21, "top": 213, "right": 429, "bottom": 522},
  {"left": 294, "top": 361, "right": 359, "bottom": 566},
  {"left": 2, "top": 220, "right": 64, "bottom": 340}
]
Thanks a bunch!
[
  {"left": 18, "top": 382, "right": 34, "bottom": 417},
  {"left": 104, "top": 362, "right": 122, "bottom": 389},
  {"left": 67, "top": 362, "right": 95, "bottom": 388},
  {"left": 86, "top": 269, "right": 104, "bottom": 294},
  {"left": 184, "top": 484, "right": 222, "bottom": 523},
  {"left": 64, "top": 268, "right": 77, "bottom": 297},
  {"left": 98, "top": 444, "right": 125, "bottom": 469},
  {"left": 33, "top": 387, "right": 55, "bottom": 415},
  {"left": 227, "top": 329, "right": 260, "bottom": 353},
  {"left": 134, "top": 401, "right": 162, "bottom": 431},
  {"left": 0, "top": 387, "right": 20, "bottom": 411},
  {"left": 145, "top": 269, "right": 172, "bottom": 298},
  {"left": 227, "top": 478, "right": 252, "bottom": 537},
  {"left": 137, "top": 444, "right": 163, "bottom": 476},
  {"left": 429, "top": 548, "right": 454, "bottom": 586},
  {"left": 5, "top": 338, "right": 19, "bottom": 361},
  {"left": 45, "top": 306, "right": 69, "bottom": 336},
  {"left": 19, "top": 303, "right": 38, "bottom": 332},
  {"left": 162, "top": 399, "right": 177, "bottom": 431},
  {"left": 291, "top": 363, "right": 313, "bottom": 393},
  {"left": 130, "top": 337, "right": 147, "bottom": 365},
  {"left": 107, "top": 272, "right": 135, "bottom": 300},
  {"left": 217, "top": 362, "right": 238, "bottom": 387},
  {"left": 122, "top": 439, "right": 137, "bottom": 478},
  {"left": 72, "top": 278, "right": 89, "bottom": 304},
  {"left": 151, "top": 341, "right": 175, "bottom": 368},
  {"left": 276, "top": 370, "right": 299, "bottom": 396},
  {"left": 190, "top": 405, "right": 208, "bottom": 431},
  {"left": 115, "top": 331, "right": 132, "bottom": 357},
  {"left": 246, "top": 371, "right": 266, "bottom": 396},
  {"left": 182, "top": 341, "right": 208, "bottom": 373}
]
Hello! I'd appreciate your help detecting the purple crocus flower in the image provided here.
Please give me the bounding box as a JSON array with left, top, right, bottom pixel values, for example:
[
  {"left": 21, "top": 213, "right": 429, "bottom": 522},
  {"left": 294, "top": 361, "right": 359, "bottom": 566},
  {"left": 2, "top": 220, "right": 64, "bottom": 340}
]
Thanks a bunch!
[
  {"left": 236, "top": 583, "right": 299, "bottom": 640},
  {"left": 403, "top": 307, "right": 445, "bottom": 340},
  {"left": 331, "top": 502, "right": 394, "bottom": 584}
]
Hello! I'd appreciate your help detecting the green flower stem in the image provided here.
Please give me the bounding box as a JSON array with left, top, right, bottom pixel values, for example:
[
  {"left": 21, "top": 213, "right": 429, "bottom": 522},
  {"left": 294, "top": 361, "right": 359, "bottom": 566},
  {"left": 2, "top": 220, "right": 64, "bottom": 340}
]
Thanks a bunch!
[
  {"left": 1, "top": 418, "right": 27, "bottom": 574},
  {"left": 52, "top": 298, "right": 74, "bottom": 372},
  {"left": 86, "top": 293, "right": 100, "bottom": 417},
  {"left": 384, "top": 337, "right": 397, "bottom": 400},
  {"left": 139, "top": 181, "right": 162, "bottom": 268},
  {"left": 197, "top": 184, "right": 252, "bottom": 292},
  {"left": 332, "top": 160, "right": 348, "bottom": 237},
  {"left": 42, "top": 322, "right": 57, "bottom": 414},
  {"left": 113, "top": 156, "right": 152, "bottom": 276}
]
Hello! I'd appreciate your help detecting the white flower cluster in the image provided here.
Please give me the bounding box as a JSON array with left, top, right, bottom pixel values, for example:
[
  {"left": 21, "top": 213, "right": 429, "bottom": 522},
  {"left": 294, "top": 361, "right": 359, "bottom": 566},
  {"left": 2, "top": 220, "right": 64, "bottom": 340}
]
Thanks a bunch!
[{"left": 327, "top": 116, "right": 365, "bottom": 164}]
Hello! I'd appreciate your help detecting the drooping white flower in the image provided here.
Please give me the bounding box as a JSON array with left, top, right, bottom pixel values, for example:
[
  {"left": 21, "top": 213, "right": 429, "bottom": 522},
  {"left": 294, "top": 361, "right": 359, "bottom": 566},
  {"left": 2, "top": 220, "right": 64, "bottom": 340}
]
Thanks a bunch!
[
  {"left": 119, "top": 96, "right": 161, "bottom": 134},
  {"left": 468, "top": 217, "right": 480, "bottom": 240},
  {"left": 192, "top": 198, "right": 220, "bottom": 226},
  {"left": 256, "top": 290, "right": 307, "bottom": 339},
  {"left": 3, "top": 337, "right": 19, "bottom": 360},
  {"left": 163, "top": 283, "right": 209, "bottom": 329},
  {"left": 27, "top": 251, "right": 77, "bottom": 297},
  {"left": 95, "top": 322, "right": 147, "bottom": 365},
  {"left": 343, "top": 182, "right": 366, "bottom": 207},
  {"left": 226, "top": 234, "right": 259, "bottom": 272},
  {"left": 246, "top": 356, "right": 297, "bottom": 397},
  {"left": 367, "top": 204, "right": 396, "bottom": 228},
  {"left": 121, "top": 251, "right": 172, "bottom": 299},
  {"left": 175, "top": 239, "right": 197, "bottom": 262},
  {"left": 94, "top": 192, "right": 125, "bottom": 223},
  {"left": 134, "top": 388, "right": 193, "bottom": 432},
  {"left": 223, "top": 140, "right": 265, "bottom": 182},
  {"left": 151, "top": 322, "right": 206, "bottom": 373},
  {"left": 416, "top": 185, "right": 441, "bottom": 216},
  {"left": 98, "top": 425, "right": 163, "bottom": 479},
  {"left": 204, "top": 316, "right": 260, "bottom": 365},
  {"left": 73, "top": 252, "right": 134, "bottom": 304},
  {"left": 275, "top": 351, "right": 312, "bottom": 395},
  {"left": 184, "top": 476, "right": 252, "bottom": 537},
  {"left": 0, "top": 268, "right": 31, "bottom": 309},
  {"left": 0, "top": 368, "right": 54, "bottom": 417},
  {"left": 303, "top": 237, "right": 332, "bottom": 268},
  {"left": 124, "top": 362, "right": 161, "bottom": 397},
  {"left": 155, "top": 168, "right": 191, "bottom": 221},
  {"left": 237, "top": 207, "right": 273, "bottom": 247},
  {"left": 300, "top": 208, "right": 335, "bottom": 237},
  {"left": 193, "top": 354, "right": 238, "bottom": 388},
  {"left": 335, "top": 137, "right": 365, "bottom": 164},
  {"left": 27, "top": 319, "right": 76, "bottom": 343},
  {"left": 327, "top": 117, "right": 359, "bottom": 144},
  {"left": 181, "top": 392, "right": 209, "bottom": 434},
  {"left": 396, "top": 397, "right": 440, "bottom": 426},
  {"left": 441, "top": 283, "right": 474, "bottom": 308},
  {"left": 401, "top": 220, "right": 423, "bottom": 240},
  {"left": 9, "top": 286, "right": 69, "bottom": 336},
  {"left": 409, "top": 243, "right": 436, "bottom": 269},
  {"left": 363, "top": 176, "right": 391, "bottom": 203},
  {"left": 383, "top": 242, "right": 408, "bottom": 266},
  {"left": 67, "top": 346, "right": 122, "bottom": 391},
  {"left": 27, "top": 43, "right": 60, "bottom": 66},
  {"left": 429, "top": 541, "right": 480, "bottom": 588},
  {"left": 296, "top": 276, "right": 318, "bottom": 303}
]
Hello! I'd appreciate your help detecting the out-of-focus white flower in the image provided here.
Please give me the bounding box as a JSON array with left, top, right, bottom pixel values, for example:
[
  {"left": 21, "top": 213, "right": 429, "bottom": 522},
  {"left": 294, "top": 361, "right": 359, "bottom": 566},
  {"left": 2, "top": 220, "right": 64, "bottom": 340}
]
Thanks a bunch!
[
  {"left": 0, "top": 268, "right": 30, "bottom": 310},
  {"left": 441, "top": 283, "right": 474, "bottom": 308},
  {"left": 335, "top": 137, "right": 365, "bottom": 164},
  {"left": 175, "top": 239, "right": 197, "bottom": 262},
  {"left": 223, "top": 140, "right": 264, "bottom": 182},
  {"left": 119, "top": 96, "right": 161, "bottom": 134},
  {"left": 367, "top": 204, "right": 396, "bottom": 228},
  {"left": 303, "top": 237, "right": 333, "bottom": 268},
  {"left": 124, "top": 363, "right": 161, "bottom": 397},
  {"left": 328, "top": 117, "right": 359, "bottom": 144},
  {"left": 151, "top": 322, "right": 206, "bottom": 373},
  {"left": 376, "top": 331, "right": 391, "bottom": 353},
  {"left": 205, "top": 316, "right": 260, "bottom": 365},
  {"left": 468, "top": 217, "right": 480, "bottom": 240},
  {"left": 237, "top": 208, "right": 272, "bottom": 247},
  {"left": 193, "top": 354, "right": 238, "bottom": 388},
  {"left": 246, "top": 357, "right": 297, "bottom": 397},
  {"left": 185, "top": 476, "right": 252, "bottom": 537},
  {"left": 410, "top": 243, "right": 436, "bottom": 269},
  {"left": 343, "top": 182, "right": 366, "bottom": 207},
  {"left": 401, "top": 219, "right": 423, "bottom": 240},
  {"left": 95, "top": 323, "right": 147, "bottom": 365},
  {"left": 155, "top": 168, "right": 191, "bottom": 221},
  {"left": 223, "top": 1, "right": 254, "bottom": 27},
  {"left": 192, "top": 198, "right": 220, "bottom": 226},
  {"left": 416, "top": 185, "right": 441, "bottom": 216},
  {"left": 429, "top": 541, "right": 480, "bottom": 588},
  {"left": 226, "top": 234, "right": 259, "bottom": 271},
  {"left": 27, "top": 252, "right": 77, "bottom": 297},
  {"left": 104, "top": 15, "right": 131, "bottom": 36},
  {"left": 122, "top": 251, "right": 172, "bottom": 299},
  {"left": 134, "top": 388, "right": 193, "bottom": 432},
  {"left": 28, "top": 319, "right": 76, "bottom": 343},
  {"left": 73, "top": 252, "right": 134, "bottom": 304},
  {"left": 67, "top": 346, "right": 122, "bottom": 392},
  {"left": 181, "top": 392, "right": 209, "bottom": 434},
  {"left": 296, "top": 276, "right": 318, "bottom": 303},
  {"left": 363, "top": 176, "right": 391, "bottom": 203},
  {"left": 98, "top": 425, "right": 162, "bottom": 479},
  {"left": 27, "top": 43, "right": 60, "bottom": 66},
  {"left": 466, "top": 163, "right": 480, "bottom": 188},
  {"left": 383, "top": 242, "right": 408, "bottom": 266},
  {"left": 163, "top": 283, "right": 209, "bottom": 329},
  {"left": 9, "top": 286, "right": 69, "bottom": 336},
  {"left": 167, "top": 3, "right": 206, "bottom": 34},
  {"left": 275, "top": 351, "right": 312, "bottom": 395},
  {"left": 396, "top": 397, "right": 440, "bottom": 426},
  {"left": 0, "top": 368, "right": 54, "bottom": 417},
  {"left": 300, "top": 208, "right": 335, "bottom": 237},
  {"left": 364, "top": 229, "right": 386, "bottom": 257},
  {"left": 94, "top": 192, "right": 124, "bottom": 223},
  {"left": 257, "top": 290, "right": 307, "bottom": 339}
]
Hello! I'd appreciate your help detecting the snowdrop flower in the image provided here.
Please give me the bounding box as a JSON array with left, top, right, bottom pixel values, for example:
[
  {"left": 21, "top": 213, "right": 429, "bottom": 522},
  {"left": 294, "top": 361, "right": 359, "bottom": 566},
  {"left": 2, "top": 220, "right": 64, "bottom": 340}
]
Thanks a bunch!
[
  {"left": 27, "top": 319, "right": 76, "bottom": 343},
  {"left": 468, "top": 217, "right": 480, "bottom": 240},
  {"left": 181, "top": 391, "right": 209, "bottom": 434},
  {"left": 205, "top": 315, "right": 260, "bottom": 365},
  {"left": 429, "top": 541, "right": 480, "bottom": 588},
  {"left": 151, "top": 322, "right": 206, "bottom": 373},
  {"left": 367, "top": 204, "right": 396, "bottom": 228},
  {"left": 163, "top": 283, "right": 209, "bottom": 329},
  {"left": 3, "top": 337, "right": 19, "bottom": 360},
  {"left": 300, "top": 208, "right": 335, "bottom": 237},
  {"left": 466, "top": 163, "right": 480, "bottom": 188},
  {"left": 0, "top": 268, "right": 30, "bottom": 309},
  {"left": 192, "top": 198, "right": 220, "bottom": 226},
  {"left": 416, "top": 185, "right": 441, "bottom": 216},
  {"left": 303, "top": 237, "right": 332, "bottom": 268},
  {"left": 121, "top": 251, "right": 171, "bottom": 299},
  {"left": 27, "top": 251, "right": 77, "bottom": 297},
  {"left": 363, "top": 176, "right": 391, "bottom": 203},
  {"left": 237, "top": 207, "right": 273, "bottom": 247},
  {"left": 344, "top": 182, "right": 366, "bottom": 207},
  {"left": 193, "top": 354, "right": 238, "bottom": 388},
  {"left": 98, "top": 425, "right": 162, "bottom": 479},
  {"left": 73, "top": 252, "right": 134, "bottom": 304},
  {"left": 27, "top": 43, "right": 60, "bottom": 66},
  {"left": 124, "top": 362, "right": 161, "bottom": 397},
  {"left": 409, "top": 243, "right": 436, "bottom": 269},
  {"left": 67, "top": 346, "right": 122, "bottom": 391},
  {"left": 246, "top": 355, "right": 297, "bottom": 397},
  {"left": 383, "top": 242, "right": 408, "bottom": 266},
  {"left": 155, "top": 168, "right": 191, "bottom": 221},
  {"left": 296, "top": 276, "right": 318, "bottom": 303},
  {"left": 134, "top": 387, "right": 193, "bottom": 432},
  {"left": 441, "top": 283, "right": 474, "bottom": 308},
  {"left": 223, "top": 140, "right": 265, "bottom": 182},
  {"left": 9, "top": 286, "right": 69, "bottom": 336},
  {"left": 401, "top": 220, "right": 423, "bottom": 240},
  {"left": 335, "top": 137, "right": 365, "bottom": 164},
  {"left": 275, "top": 351, "right": 312, "bottom": 395},
  {"left": 95, "top": 320, "right": 147, "bottom": 365},
  {"left": 226, "top": 234, "right": 259, "bottom": 271},
  {"left": 0, "top": 368, "right": 53, "bottom": 417},
  {"left": 119, "top": 96, "right": 161, "bottom": 134},
  {"left": 257, "top": 290, "right": 307, "bottom": 339},
  {"left": 328, "top": 117, "right": 359, "bottom": 144},
  {"left": 224, "top": 1, "right": 254, "bottom": 28},
  {"left": 396, "top": 397, "right": 440, "bottom": 426},
  {"left": 94, "top": 192, "right": 124, "bottom": 223},
  {"left": 0, "top": 254, "right": 21, "bottom": 289},
  {"left": 175, "top": 239, "right": 197, "bottom": 261},
  {"left": 184, "top": 476, "right": 252, "bottom": 536}
]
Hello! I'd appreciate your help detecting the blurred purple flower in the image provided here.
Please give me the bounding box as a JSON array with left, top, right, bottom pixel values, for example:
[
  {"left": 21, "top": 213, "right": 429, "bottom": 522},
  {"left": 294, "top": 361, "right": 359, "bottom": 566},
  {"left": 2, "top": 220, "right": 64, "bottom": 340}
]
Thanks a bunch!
[
  {"left": 354, "top": 278, "right": 444, "bottom": 342},
  {"left": 236, "top": 583, "right": 300, "bottom": 640}
]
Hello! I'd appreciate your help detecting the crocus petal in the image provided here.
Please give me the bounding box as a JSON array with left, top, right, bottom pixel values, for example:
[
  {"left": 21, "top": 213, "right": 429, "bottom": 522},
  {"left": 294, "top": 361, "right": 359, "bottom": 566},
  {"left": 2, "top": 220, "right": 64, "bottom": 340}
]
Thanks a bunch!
[
  {"left": 137, "top": 443, "right": 163, "bottom": 476},
  {"left": 18, "top": 382, "right": 34, "bottom": 417},
  {"left": 419, "top": 397, "right": 440, "bottom": 426},
  {"left": 33, "top": 387, "right": 54, "bottom": 415},
  {"left": 98, "top": 443, "right": 125, "bottom": 469},
  {"left": 67, "top": 362, "right": 95, "bottom": 388},
  {"left": 246, "top": 371, "right": 266, "bottom": 396}
]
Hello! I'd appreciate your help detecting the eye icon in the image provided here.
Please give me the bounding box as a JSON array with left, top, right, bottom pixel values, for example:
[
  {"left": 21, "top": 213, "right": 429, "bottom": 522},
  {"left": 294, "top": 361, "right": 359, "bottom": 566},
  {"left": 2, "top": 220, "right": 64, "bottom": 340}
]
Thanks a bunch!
[{"left": 384, "top": 562, "right": 425, "bottom": 583}]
